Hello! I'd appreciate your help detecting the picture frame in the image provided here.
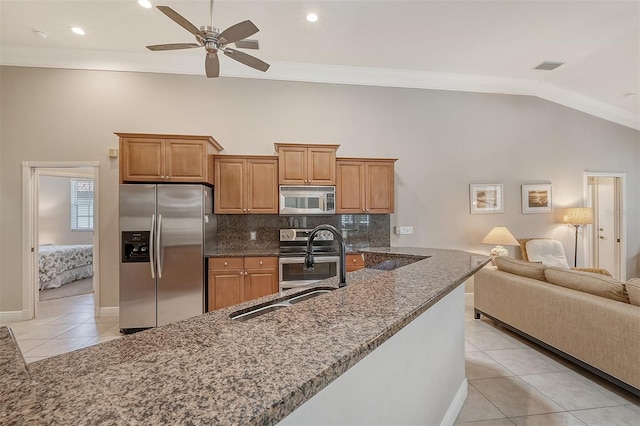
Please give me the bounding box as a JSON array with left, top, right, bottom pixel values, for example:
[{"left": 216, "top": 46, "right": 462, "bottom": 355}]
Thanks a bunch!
[
  {"left": 469, "top": 184, "right": 504, "bottom": 214},
  {"left": 521, "top": 184, "right": 552, "bottom": 213}
]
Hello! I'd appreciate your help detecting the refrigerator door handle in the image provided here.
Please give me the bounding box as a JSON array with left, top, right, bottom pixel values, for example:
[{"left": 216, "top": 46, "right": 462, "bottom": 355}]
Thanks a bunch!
[
  {"left": 149, "top": 214, "right": 156, "bottom": 279},
  {"left": 156, "top": 214, "right": 163, "bottom": 279}
]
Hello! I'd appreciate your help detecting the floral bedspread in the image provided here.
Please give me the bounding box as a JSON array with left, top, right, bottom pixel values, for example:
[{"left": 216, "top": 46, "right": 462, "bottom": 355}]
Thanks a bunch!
[{"left": 39, "top": 245, "right": 93, "bottom": 284}]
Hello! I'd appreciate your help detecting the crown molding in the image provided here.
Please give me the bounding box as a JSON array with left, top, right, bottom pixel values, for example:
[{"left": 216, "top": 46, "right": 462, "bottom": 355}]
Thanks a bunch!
[{"left": 2, "top": 46, "right": 638, "bottom": 130}]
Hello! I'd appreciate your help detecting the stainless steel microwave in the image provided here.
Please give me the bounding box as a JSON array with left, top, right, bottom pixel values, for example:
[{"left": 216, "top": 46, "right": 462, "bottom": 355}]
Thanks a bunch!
[{"left": 279, "top": 186, "right": 336, "bottom": 215}]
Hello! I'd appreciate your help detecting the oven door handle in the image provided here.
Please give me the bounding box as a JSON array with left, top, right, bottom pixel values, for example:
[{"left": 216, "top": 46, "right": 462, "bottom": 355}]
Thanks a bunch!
[{"left": 278, "top": 256, "right": 339, "bottom": 264}]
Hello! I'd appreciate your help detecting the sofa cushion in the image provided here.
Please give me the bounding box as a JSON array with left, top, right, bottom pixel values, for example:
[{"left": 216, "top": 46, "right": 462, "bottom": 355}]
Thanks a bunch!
[
  {"left": 544, "top": 268, "right": 629, "bottom": 303},
  {"left": 495, "top": 256, "right": 546, "bottom": 281},
  {"left": 626, "top": 278, "right": 640, "bottom": 307},
  {"left": 526, "top": 239, "right": 571, "bottom": 269}
]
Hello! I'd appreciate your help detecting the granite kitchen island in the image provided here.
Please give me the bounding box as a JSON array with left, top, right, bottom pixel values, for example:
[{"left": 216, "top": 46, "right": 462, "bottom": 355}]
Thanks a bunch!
[{"left": 1, "top": 248, "right": 488, "bottom": 425}]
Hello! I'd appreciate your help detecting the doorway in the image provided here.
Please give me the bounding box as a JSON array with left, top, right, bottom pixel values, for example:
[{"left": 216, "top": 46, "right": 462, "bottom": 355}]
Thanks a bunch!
[
  {"left": 583, "top": 172, "right": 625, "bottom": 280},
  {"left": 22, "top": 162, "right": 100, "bottom": 320}
]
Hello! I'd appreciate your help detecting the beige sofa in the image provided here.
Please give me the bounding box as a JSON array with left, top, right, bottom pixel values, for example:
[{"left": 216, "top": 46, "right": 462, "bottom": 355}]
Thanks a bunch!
[{"left": 474, "top": 257, "right": 640, "bottom": 395}]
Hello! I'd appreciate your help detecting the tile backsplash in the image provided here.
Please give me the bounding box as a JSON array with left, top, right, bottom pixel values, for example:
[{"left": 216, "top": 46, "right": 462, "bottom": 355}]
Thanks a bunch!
[{"left": 216, "top": 214, "right": 390, "bottom": 251}]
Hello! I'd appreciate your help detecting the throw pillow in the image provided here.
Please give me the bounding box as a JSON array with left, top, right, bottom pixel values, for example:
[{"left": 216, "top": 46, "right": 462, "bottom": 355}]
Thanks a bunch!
[
  {"left": 544, "top": 268, "right": 630, "bottom": 303},
  {"left": 495, "top": 256, "right": 546, "bottom": 281},
  {"left": 526, "top": 239, "right": 571, "bottom": 269},
  {"left": 626, "top": 278, "right": 640, "bottom": 307}
]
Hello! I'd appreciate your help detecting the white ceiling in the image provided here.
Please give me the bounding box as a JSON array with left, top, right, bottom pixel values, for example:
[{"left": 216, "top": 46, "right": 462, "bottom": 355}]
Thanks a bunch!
[{"left": 1, "top": 0, "right": 639, "bottom": 129}]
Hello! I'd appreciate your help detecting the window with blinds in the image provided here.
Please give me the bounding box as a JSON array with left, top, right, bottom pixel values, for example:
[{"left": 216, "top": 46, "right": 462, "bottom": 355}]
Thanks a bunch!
[{"left": 71, "top": 179, "right": 94, "bottom": 231}]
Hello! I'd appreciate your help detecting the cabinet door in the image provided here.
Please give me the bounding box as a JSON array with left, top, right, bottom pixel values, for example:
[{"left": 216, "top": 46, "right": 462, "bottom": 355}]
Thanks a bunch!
[
  {"left": 165, "top": 139, "right": 209, "bottom": 183},
  {"left": 121, "top": 138, "right": 165, "bottom": 182},
  {"left": 366, "top": 162, "right": 395, "bottom": 213},
  {"left": 244, "top": 270, "right": 277, "bottom": 301},
  {"left": 208, "top": 270, "right": 244, "bottom": 311},
  {"left": 246, "top": 159, "right": 278, "bottom": 214},
  {"left": 307, "top": 147, "right": 336, "bottom": 185},
  {"left": 278, "top": 146, "right": 307, "bottom": 185},
  {"left": 215, "top": 158, "right": 246, "bottom": 214},
  {"left": 336, "top": 161, "right": 365, "bottom": 213}
]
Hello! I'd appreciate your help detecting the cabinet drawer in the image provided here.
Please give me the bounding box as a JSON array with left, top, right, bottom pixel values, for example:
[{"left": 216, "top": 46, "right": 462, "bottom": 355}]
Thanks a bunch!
[
  {"left": 346, "top": 254, "right": 365, "bottom": 271},
  {"left": 209, "top": 257, "right": 244, "bottom": 270},
  {"left": 244, "top": 256, "right": 278, "bottom": 269}
]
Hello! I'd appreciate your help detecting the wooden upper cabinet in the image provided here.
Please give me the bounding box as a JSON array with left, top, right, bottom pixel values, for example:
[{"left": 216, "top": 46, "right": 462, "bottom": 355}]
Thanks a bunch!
[
  {"left": 336, "top": 158, "right": 397, "bottom": 214},
  {"left": 275, "top": 143, "right": 339, "bottom": 185},
  {"left": 214, "top": 156, "right": 278, "bottom": 214},
  {"left": 116, "top": 133, "right": 223, "bottom": 184}
]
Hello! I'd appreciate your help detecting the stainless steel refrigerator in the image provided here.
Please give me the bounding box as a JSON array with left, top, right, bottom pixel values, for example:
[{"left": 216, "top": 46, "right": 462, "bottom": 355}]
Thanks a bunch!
[{"left": 119, "top": 184, "right": 216, "bottom": 333}]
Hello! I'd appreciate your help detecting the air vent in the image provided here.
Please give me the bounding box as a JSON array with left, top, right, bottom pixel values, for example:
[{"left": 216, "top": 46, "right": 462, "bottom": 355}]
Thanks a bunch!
[{"left": 534, "top": 61, "right": 564, "bottom": 71}]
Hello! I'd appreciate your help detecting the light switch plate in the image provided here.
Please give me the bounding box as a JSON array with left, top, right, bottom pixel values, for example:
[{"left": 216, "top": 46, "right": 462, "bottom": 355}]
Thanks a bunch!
[
  {"left": 394, "top": 226, "right": 414, "bottom": 235},
  {"left": 250, "top": 231, "right": 257, "bottom": 241}
]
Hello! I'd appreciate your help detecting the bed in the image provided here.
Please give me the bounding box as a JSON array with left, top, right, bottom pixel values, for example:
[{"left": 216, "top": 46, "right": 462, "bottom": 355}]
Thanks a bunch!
[{"left": 39, "top": 245, "right": 94, "bottom": 290}]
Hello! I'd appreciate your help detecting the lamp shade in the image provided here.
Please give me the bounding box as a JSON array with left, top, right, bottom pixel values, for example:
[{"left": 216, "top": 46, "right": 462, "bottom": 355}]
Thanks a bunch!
[
  {"left": 563, "top": 207, "right": 593, "bottom": 225},
  {"left": 481, "top": 226, "right": 520, "bottom": 246}
]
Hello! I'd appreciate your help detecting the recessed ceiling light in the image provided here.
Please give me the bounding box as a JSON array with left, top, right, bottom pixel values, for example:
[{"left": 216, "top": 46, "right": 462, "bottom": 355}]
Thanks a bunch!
[
  {"left": 306, "top": 13, "right": 318, "bottom": 23},
  {"left": 138, "top": 0, "right": 152, "bottom": 8},
  {"left": 70, "top": 27, "right": 85, "bottom": 35},
  {"left": 32, "top": 29, "right": 49, "bottom": 39}
]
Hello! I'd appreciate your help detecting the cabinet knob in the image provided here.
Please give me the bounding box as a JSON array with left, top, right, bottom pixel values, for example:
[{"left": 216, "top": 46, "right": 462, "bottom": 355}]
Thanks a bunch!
[
  {"left": 240, "top": 271, "right": 243, "bottom": 276},
  {"left": 245, "top": 271, "right": 249, "bottom": 275},
  {"left": 248, "top": 209, "right": 251, "bottom": 212},
  {"left": 352, "top": 258, "right": 357, "bottom": 263},
  {"left": 224, "top": 261, "right": 228, "bottom": 266},
  {"left": 259, "top": 261, "right": 263, "bottom": 265}
]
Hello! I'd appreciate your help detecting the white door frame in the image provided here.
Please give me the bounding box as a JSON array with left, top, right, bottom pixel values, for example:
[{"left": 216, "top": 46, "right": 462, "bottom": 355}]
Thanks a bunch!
[
  {"left": 22, "top": 161, "right": 100, "bottom": 320},
  {"left": 582, "top": 172, "right": 626, "bottom": 280}
]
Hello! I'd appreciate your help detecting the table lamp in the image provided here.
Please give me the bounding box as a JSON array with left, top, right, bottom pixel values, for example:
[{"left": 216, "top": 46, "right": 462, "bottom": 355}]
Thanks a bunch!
[
  {"left": 563, "top": 207, "right": 593, "bottom": 267},
  {"left": 481, "top": 226, "right": 520, "bottom": 265}
]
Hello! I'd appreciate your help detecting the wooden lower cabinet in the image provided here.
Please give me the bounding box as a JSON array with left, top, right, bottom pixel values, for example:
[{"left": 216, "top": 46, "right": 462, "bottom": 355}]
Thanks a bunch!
[
  {"left": 346, "top": 254, "right": 365, "bottom": 272},
  {"left": 207, "top": 256, "right": 278, "bottom": 311}
]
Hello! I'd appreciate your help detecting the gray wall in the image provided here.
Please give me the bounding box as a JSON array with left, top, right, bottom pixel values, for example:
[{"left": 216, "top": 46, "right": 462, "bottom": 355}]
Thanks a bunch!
[{"left": 1, "top": 66, "right": 638, "bottom": 312}]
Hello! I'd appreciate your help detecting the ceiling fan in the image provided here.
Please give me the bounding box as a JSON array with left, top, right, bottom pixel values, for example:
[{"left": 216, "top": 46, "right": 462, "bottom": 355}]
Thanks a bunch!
[{"left": 146, "top": 0, "right": 270, "bottom": 78}]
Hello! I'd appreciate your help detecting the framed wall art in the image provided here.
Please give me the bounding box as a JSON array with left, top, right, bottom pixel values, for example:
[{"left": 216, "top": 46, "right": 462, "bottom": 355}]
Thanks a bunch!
[
  {"left": 522, "top": 184, "right": 552, "bottom": 213},
  {"left": 469, "top": 184, "right": 504, "bottom": 214}
]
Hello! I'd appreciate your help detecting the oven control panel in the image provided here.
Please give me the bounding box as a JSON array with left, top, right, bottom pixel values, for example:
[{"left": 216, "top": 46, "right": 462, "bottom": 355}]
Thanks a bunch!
[{"left": 280, "top": 228, "right": 334, "bottom": 242}]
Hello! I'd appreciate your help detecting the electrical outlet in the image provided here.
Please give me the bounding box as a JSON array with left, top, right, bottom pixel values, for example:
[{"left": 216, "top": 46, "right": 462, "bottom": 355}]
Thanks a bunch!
[
  {"left": 394, "top": 226, "right": 414, "bottom": 235},
  {"left": 250, "top": 231, "right": 257, "bottom": 241}
]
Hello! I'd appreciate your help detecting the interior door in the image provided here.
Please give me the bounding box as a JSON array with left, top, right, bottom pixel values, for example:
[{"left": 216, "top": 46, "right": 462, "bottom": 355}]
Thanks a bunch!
[{"left": 594, "top": 177, "right": 619, "bottom": 277}]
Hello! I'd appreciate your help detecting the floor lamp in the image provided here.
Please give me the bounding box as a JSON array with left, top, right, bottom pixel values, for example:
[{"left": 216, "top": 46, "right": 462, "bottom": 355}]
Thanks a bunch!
[{"left": 563, "top": 207, "right": 594, "bottom": 267}]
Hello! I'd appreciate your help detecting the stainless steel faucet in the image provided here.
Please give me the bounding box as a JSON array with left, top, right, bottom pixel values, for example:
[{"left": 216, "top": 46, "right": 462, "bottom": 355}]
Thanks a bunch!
[{"left": 304, "top": 224, "right": 347, "bottom": 287}]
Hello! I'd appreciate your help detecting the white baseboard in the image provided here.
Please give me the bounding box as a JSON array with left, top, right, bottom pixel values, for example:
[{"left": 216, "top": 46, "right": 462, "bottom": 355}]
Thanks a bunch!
[
  {"left": 0, "top": 310, "right": 29, "bottom": 324},
  {"left": 99, "top": 306, "right": 119, "bottom": 318},
  {"left": 441, "top": 379, "right": 469, "bottom": 426}
]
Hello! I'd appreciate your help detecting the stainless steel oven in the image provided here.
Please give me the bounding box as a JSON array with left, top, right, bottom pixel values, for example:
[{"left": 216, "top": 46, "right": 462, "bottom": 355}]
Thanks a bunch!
[{"left": 278, "top": 228, "right": 339, "bottom": 291}]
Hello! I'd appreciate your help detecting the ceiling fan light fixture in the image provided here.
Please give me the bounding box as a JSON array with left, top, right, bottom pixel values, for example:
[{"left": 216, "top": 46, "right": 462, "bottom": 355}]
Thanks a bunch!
[
  {"left": 138, "top": 0, "right": 153, "bottom": 9},
  {"left": 70, "top": 27, "right": 85, "bottom": 36},
  {"left": 306, "top": 13, "right": 318, "bottom": 23}
]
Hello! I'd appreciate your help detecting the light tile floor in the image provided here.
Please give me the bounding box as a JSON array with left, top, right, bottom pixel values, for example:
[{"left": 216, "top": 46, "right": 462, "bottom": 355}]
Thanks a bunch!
[
  {"left": 3, "top": 293, "right": 122, "bottom": 363},
  {"left": 457, "top": 294, "right": 640, "bottom": 426},
  {"left": 3, "top": 293, "right": 638, "bottom": 425}
]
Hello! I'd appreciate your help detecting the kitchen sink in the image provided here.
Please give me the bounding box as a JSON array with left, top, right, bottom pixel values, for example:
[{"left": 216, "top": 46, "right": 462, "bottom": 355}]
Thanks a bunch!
[{"left": 230, "top": 286, "right": 336, "bottom": 321}]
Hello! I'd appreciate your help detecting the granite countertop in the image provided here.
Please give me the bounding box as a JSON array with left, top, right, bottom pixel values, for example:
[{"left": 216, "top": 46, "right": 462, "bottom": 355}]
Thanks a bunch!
[
  {"left": 1, "top": 247, "right": 488, "bottom": 425},
  {"left": 205, "top": 246, "right": 366, "bottom": 257}
]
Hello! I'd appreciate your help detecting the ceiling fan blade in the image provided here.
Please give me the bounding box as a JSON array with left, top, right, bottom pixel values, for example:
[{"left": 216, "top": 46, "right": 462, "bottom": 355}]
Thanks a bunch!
[
  {"left": 223, "top": 48, "right": 270, "bottom": 72},
  {"left": 205, "top": 52, "right": 220, "bottom": 78},
  {"left": 218, "top": 20, "right": 259, "bottom": 45},
  {"left": 156, "top": 6, "right": 204, "bottom": 41},
  {"left": 147, "top": 43, "right": 201, "bottom": 51},
  {"left": 234, "top": 39, "right": 259, "bottom": 50}
]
